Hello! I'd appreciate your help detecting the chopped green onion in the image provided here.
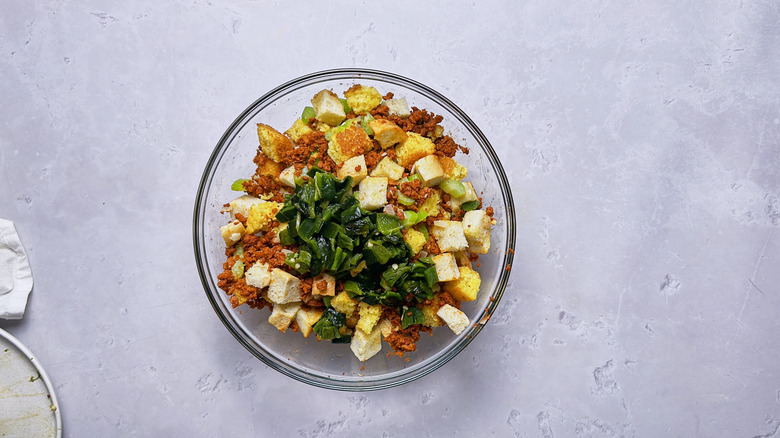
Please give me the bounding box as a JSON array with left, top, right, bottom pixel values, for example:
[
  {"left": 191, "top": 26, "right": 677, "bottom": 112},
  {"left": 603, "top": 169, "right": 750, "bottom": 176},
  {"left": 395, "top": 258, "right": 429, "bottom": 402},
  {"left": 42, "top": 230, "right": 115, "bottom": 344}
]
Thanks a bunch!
[
  {"left": 439, "top": 179, "right": 466, "bottom": 198},
  {"left": 301, "top": 106, "right": 316, "bottom": 121},
  {"left": 417, "top": 223, "right": 429, "bottom": 240},
  {"left": 461, "top": 200, "right": 480, "bottom": 211},
  {"left": 231, "top": 260, "right": 244, "bottom": 280},
  {"left": 340, "top": 98, "right": 351, "bottom": 114},
  {"left": 231, "top": 179, "right": 250, "bottom": 191},
  {"left": 360, "top": 114, "right": 374, "bottom": 136},
  {"left": 397, "top": 193, "right": 415, "bottom": 206}
]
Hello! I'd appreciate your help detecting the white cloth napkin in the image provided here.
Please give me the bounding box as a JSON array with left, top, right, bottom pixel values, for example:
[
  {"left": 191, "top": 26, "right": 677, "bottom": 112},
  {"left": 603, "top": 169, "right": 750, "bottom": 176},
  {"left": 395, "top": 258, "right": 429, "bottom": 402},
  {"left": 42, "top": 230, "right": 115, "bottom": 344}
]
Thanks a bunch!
[{"left": 0, "top": 219, "right": 33, "bottom": 319}]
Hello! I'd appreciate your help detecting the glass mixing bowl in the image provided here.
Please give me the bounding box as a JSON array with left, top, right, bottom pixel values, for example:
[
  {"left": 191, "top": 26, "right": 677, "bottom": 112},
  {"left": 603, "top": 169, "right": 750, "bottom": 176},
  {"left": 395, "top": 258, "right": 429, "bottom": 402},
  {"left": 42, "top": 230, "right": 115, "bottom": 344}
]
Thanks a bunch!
[{"left": 193, "top": 68, "right": 516, "bottom": 390}]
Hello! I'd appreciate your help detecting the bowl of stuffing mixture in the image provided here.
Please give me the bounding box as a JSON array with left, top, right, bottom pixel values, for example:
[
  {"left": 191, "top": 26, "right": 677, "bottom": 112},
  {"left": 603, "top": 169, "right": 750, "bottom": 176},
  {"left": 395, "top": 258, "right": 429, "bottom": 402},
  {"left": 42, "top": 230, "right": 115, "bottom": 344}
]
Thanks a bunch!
[{"left": 193, "top": 68, "right": 516, "bottom": 390}]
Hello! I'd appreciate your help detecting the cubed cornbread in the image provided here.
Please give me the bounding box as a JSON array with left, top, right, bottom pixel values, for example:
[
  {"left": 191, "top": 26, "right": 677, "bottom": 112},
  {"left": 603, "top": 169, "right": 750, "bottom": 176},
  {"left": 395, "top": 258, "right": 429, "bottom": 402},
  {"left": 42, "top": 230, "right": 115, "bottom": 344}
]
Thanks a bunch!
[
  {"left": 331, "top": 291, "right": 358, "bottom": 316},
  {"left": 439, "top": 156, "right": 467, "bottom": 180},
  {"left": 311, "top": 89, "right": 346, "bottom": 126},
  {"left": 267, "top": 268, "right": 302, "bottom": 304},
  {"left": 420, "top": 301, "right": 444, "bottom": 327},
  {"left": 436, "top": 304, "right": 469, "bottom": 335},
  {"left": 344, "top": 85, "right": 382, "bottom": 114},
  {"left": 245, "top": 201, "right": 282, "bottom": 234},
  {"left": 358, "top": 176, "right": 388, "bottom": 210},
  {"left": 462, "top": 209, "right": 492, "bottom": 254},
  {"left": 311, "top": 272, "right": 336, "bottom": 297},
  {"left": 443, "top": 266, "right": 481, "bottom": 302},
  {"left": 368, "top": 119, "right": 408, "bottom": 149},
  {"left": 432, "top": 253, "right": 460, "bottom": 282},
  {"left": 223, "top": 195, "right": 264, "bottom": 220},
  {"left": 285, "top": 118, "right": 314, "bottom": 143},
  {"left": 403, "top": 228, "right": 427, "bottom": 255},
  {"left": 268, "top": 302, "right": 301, "bottom": 332},
  {"left": 279, "top": 165, "right": 297, "bottom": 188},
  {"left": 337, "top": 154, "right": 368, "bottom": 186},
  {"left": 385, "top": 97, "right": 410, "bottom": 118},
  {"left": 257, "top": 123, "right": 293, "bottom": 163},
  {"left": 328, "top": 125, "right": 372, "bottom": 165},
  {"left": 350, "top": 326, "right": 383, "bottom": 361},
  {"left": 430, "top": 220, "right": 468, "bottom": 252},
  {"left": 395, "top": 132, "right": 436, "bottom": 168},
  {"left": 419, "top": 190, "right": 442, "bottom": 217},
  {"left": 244, "top": 262, "right": 271, "bottom": 289},
  {"left": 256, "top": 154, "right": 284, "bottom": 180},
  {"left": 356, "top": 302, "right": 383, "bottom": 333},
  {"left": 370, "top": 156, "right": 405, "bottom": 180},
  {"left": 294, "top": 307, "right": 324, "bottom": 338},
  {"left": 220, "top": 220, "right": 245, "bottom": 246},
  {"left": 413, "top": 155, "right": 446, "bottom": 187}
]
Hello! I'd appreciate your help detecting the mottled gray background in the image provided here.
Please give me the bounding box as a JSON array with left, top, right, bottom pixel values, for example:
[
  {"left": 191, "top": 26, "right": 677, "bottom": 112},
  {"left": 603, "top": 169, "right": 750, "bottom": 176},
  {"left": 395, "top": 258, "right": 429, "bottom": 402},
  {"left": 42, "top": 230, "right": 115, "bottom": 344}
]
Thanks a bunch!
[{"left": 1, "top": 1, "right": 779, "bottom": 437}]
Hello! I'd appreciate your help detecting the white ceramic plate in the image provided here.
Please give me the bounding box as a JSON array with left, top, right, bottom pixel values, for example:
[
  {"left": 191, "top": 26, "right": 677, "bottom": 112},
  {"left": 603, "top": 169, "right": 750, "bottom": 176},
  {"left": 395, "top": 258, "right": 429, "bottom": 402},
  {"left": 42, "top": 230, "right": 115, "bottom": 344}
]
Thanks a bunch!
[{"left": 0, "top": 328, "right": 62, "bottom": 438}]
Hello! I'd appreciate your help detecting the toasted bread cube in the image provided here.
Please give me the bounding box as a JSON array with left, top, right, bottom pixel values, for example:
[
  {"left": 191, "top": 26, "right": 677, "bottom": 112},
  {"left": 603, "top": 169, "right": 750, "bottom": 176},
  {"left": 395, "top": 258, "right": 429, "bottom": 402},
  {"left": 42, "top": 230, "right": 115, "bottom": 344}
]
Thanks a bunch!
[
  {"left": 436, "top": 304, "right": 469, "bottom": 335},
  {"left": 385, "top": 97, "right": 410, "bottom": 118},
  {"left": 312, "top": 89, "right": 346, "bottom": 126},
  {"left": 285, "top": 118, "right": 314, "bottom": 143},
  {"left": 439, "top": 156, "right": 467, "bottom": 181},
  {"left": 350, "top": 326, "right": 383, "bottom": 361},
  {"left": 447, "top": 181, "right": 479, "bottom": 214},
  {"left": 268, "top": 302, "right": 301, "bottom": 332},
  {"left": 244, "top": 263, "right": 271, "bottom": 289},
  {"left": 337, "top": 154, "right": 368, "bottom": 186},
  {"left": 344, "top": 85, "right": 382, "bottom": 114},
  {"left": 328, "top": 125, "right": 372, "bottom": 165},
  {"left": 331, "top": 291, "right": 358, "bottom": 316},
  {"left": 419, "top": 189, "right": 442, "bottom": 217},
  {"left": 377, "top": 318, "right": 397, "bottom": 337},
  {"left": 358, "top": 176, "right": 388, "bottom": 211},
  {"left": 369, "top": 119, "right": 408, "bottom": 149},
  {"left": 356, "top": 302, "right": 383, "bottom": 333},
  {"left": 267, "top": 268, "right": 301, "bottom": 304},
  {"left": 257, "top": 123, "right": 293, "bottom": 163},
  {"left": 279, "top": 165, "right": 297, "bottom": 188},
  {"left": 444, "top": 266, "right": 481, "bottom": 302},
  {"left": 430, "top": 220, "right": 468, "bottom": 252},
  {"left": 220, "top": 220, "right": 245, "bottom": 246},
  {"left": 403, "top": 228, "right": 427, "bottom": 255},
  {"left": 432, "top": 253, "right": 460, "bottom": 282},
  {"left": 412, "top": 155, "right": 446, "bottom": 187},
  {"left": 295, "top": 307, "right": 324, "bottom": 338},
  {"left": 454, "top": 250, "right": 473, "bottom": 268},
  {"left": 462, "top": 210, "right": 492, "bottom": 254},
  {"left": 223, "top": 195, "right": 264, "bottom": 220},
  {"left": 311, "top": 272, "right": 336, "bottom": 297},
  {"left": 370, "top": 156, "right": 405, "bottom": 180},
  {"left": 395, "top": 132, "right": 436, "bottom": 168},
  {"left": 256, "top": 155, "right": 284, "bottom": 180},
  {"left": 245, "top": 201, "right": 282, "bottom": 234}
]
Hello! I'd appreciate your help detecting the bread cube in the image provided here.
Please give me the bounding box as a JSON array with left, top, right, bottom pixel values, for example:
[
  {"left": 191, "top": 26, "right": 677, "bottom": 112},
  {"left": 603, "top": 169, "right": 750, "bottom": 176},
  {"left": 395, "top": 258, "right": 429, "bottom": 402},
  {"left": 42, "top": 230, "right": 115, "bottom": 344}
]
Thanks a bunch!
[
  {"left": 454, "top": 250, "right": 473, "bottom": 268},
  {"left": 368, "top": 119, "right": 407, "bottom": 149},
  {"left": 395, "top": 132, "right": 436, "bottom": 169},
  {"left": 337, "top": 154, "right": 368, "bottom": 186},
  {"left": 244, "top": 263, "right": 271, "bottom": 289},
  {"left": 223, "top": 195, "right": 264, "bottom": 220},
  {"left": 267, "top": 268, "right": 302, "bottom": 304},
  {"left": 220, "top": 220, "right": 245, "bottom": 246},
  {"left": 447, "top": 181, "right": 479, "bottom": 214},
  {"left": 377, "top": 318, "right": 397, "bottom": 337},
  {"left": 256, "top": 155, "right": 284, "bottom": 180},
  {"left": 403, "top": 228, "right": 427, "bottom": 255},
  {"left": 330, "top": 291, "right": 357, "bottom": 316},
  {"left": 311, "top": 272, "right": 336, "bottom": 297},
  {"left": 356, "top": 302, "right": 383, "bottom": 333},
  {"left": 295, "top": 307, "right": 324, "bottom": 338},
  {"left": 279, "top": 165, "right": 297, "bottom": 188},
  {"left": 311, "top": 89, "right": 346, "bottom": 126},
  {"left": 439, "top": 156, "right": 467, "bottom": 181},
  {"left": 462, "top": 210, "right": 492, "bottom": 254},
  {"left": 328, "top": 125, "right": 372, "bottom": 165},
  {"left": 350, "top": 326, "right": 383, "bottom": 361},
  {"left": 370, "top": 157, "right": 404, "bottom": 180},
  {"left": 385, "top": 97, "right": 410, "bottom": 118},
  {"left": 257, "top": 123, "right": 293, "bottom": 163},
  {"left": 268, "top": 302, "right": 301, "bottom": 332},
  {"left": 344, "top": 85, "right": 382, "bottom": 114},
  {"left": 436, "top": 304, "right": 469, "bottom": 335},
  {"left": 412, "top": 155, "right": 446, "bottom": 187},
  {"left": 245, "top": 201, "right": 282, "bottom": 234},
  {"left": 432, "top": 253, "right": 460, "bottom": 282},
  {"left": 285, "top": 118, "right": 314, "bottom": 143},
  {"left": 444, "top": 266, "right": 481, "bottom": 302},
  {"left": 430, "top": 220, "right": 468, "bottom": 252},
  {"left": 419, "top": 190, "right": 442, "bottom": 217},
  {"left": 420, "top": 302, "right": 444, "bottom": 327},
  {"left": 358, "top": 176, "right": 388, "bottom": 210}
]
